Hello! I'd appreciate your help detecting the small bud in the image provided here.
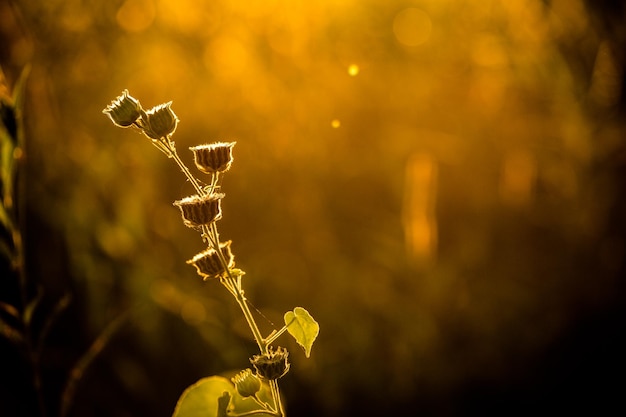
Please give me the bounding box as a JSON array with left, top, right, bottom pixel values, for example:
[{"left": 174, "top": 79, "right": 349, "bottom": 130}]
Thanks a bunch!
[
  {"left": 143, "top": 101, "right": 178, "bottom": 139},
  {"left": 250, "top": 347, "right": 290, "bottom": 381},
  {"left": 231, "top": 369, "right": 262, "bottom": 398},
  {"left": 173, "top": 193, "right": 223, "bottom": 228},
  {"left": 187, "top": 241, "right": 235, "bottom": 280},
  {"left": 190, "top": 142, "right": 236, "bottom": 174},
  {"left": 103, "top": 89, "right": 142, "bottom": 127}
]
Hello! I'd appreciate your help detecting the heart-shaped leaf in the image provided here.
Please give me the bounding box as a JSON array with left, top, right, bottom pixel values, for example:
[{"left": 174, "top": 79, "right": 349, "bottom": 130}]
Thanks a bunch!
[{"left": 284, "top": 307, "right": 319, "bottom": 358}]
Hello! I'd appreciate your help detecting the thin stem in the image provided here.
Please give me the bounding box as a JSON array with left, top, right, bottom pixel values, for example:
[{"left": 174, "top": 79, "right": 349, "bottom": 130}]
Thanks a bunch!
[
  {"left": 209, "top": 172, "right": 220, "bottom": 193},
  {"left": 264, "top": 326, "right": 289, "bottom": 346},
  {"left": 150, "top": 138, "right": 173, "bottom": 158},
  {"left": 158, "top": 138, "right": 268, "bottom": 355},
  {"left": 233, "top": 287, "right": 266, "bottom": 354},
  {"left": 209, "top": 220, "right": 222, "bottom": 249},
  {"left": 151, "top": 130, "right": 281, "bottom": 414},
  {"left": 219, "top": 278, "right": 237, "bottom": 297},
  {"left": 163, "top": 138, "right": 204, "bottom": 195},
  {"left": 202, "top": 224, "right": 217, "bottom": 248},
  {"left": 251, "top": 394, "right": 275, "bottom": 412},
  {"left": 269, "top": 380, "right": 285, "bottom": 417}
]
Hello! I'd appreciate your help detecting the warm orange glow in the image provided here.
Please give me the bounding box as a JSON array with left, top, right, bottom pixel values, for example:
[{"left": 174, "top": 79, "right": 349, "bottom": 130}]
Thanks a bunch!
[
  {"left": 116, "top": 0, "right": 156, "bottom": 32},
  {"left": 500, "top": 151, "right": 536, "bottom": 207},
  {"left": 589, "top": 42, "right": 622, "bottom": 108},
  {"left": 393, "top": 8, "right": 432, "bottom": 47},
  {"left": 3, "top": 0, "right": 623, "bottom": 415},
  {"left": 404, "top": 153, "right": 438, "bottom": 262},
  {"left": 472, "top": 34, "right": 508, "bottom": 68},
  {"left": 205, "top": 36, "right": 251, "bottom": 80}
]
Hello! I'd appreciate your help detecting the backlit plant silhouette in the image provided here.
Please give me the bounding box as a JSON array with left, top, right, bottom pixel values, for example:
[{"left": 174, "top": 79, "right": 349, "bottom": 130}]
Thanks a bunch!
[{"left": 103, "top": 90, "right": 319, "bottom": 417}]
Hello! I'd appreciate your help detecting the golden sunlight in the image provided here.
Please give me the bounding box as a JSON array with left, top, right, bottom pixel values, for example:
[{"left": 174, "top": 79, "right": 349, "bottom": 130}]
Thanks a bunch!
[
  {"left": 2, "top": 0, "right": 623, "bottom": 415},
  {"left": 393, "top": 7, "right": 432, "bottom": 47},
  {"left": 404, "top": 152, "right": 438, "bottom": 262},
  {"left": 116, "top": 0, "right": 156, "bottom": 32}
]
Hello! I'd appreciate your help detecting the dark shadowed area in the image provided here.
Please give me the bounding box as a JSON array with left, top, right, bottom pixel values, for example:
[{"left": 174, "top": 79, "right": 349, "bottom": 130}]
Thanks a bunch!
[{"left": 1, "top": 0, "right": 625, "bottom": 416}]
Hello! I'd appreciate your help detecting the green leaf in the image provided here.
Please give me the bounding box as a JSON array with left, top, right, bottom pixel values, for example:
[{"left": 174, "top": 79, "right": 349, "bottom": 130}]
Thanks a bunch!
[
  {"left": 172, "top": 375, "right": 274, "bottom": 417},
  {"left": 173, "top": 376, "right": 232, "bottom": 417},
  {"left": 284, "top": 307, "right": 319, "bottom": 358}
]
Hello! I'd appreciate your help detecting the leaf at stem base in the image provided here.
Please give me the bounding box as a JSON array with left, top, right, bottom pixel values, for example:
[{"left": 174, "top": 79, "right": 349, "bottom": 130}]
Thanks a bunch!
[{"left": 172, "top": 375, "right": 274, "bottom": 417}]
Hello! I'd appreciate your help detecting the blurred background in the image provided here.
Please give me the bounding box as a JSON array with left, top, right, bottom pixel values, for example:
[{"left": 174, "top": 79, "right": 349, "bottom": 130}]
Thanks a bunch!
[{"left": 1, "top": 0, "right": 625, "bottom": 416}]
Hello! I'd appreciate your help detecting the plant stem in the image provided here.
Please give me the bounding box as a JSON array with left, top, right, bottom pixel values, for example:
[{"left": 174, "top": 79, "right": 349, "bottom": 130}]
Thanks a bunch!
[
  {"left": 264, "top": 326, "right": 289, "bottom": 346},
  {"left": 157, "top": 134, "right": 284, "bottom": 414},
  {"left": 269, "top": 380, "right": 285, "bottom": 417},
  {"left": 251, "top": 394, "right": 274, "bottom": 411},
  {"left": 233, "top": 287, "right": 266, "bottom": 354},
  {"left": 162, "top": 138, "right": 204, "bottom": 195},
  {"left": 159, "top": 140, "right": 268, "bottom": 355}
]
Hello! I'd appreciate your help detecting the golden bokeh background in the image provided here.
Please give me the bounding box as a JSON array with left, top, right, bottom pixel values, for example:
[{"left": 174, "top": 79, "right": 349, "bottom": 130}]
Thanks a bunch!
[{"left": 1, "top": 0, "right": 625, "bottom": 416}]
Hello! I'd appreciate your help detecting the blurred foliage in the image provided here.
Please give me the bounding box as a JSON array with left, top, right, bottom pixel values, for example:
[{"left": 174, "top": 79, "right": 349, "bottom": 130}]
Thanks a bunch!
[{"left": 1, "top": 0, "right": 625, "bottom": 416}]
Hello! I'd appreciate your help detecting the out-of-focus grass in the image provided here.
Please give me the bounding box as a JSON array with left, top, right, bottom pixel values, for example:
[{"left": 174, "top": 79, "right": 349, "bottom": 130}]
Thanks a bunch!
[{"left": 1, "top": 0, "right": 625, "bottom": 416}]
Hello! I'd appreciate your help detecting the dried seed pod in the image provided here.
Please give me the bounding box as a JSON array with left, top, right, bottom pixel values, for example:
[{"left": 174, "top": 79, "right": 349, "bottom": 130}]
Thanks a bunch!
[
  {"left": 173, "top": 193, "right": 223, "bottom": 228},
  {"left": 189, "top": 142, "right": 236, "bottom": 174},
  {"left": 250, "top": 347, "right": 290, "bottom": 381},
  {"left": 231, "top": 368, "right": 262, "bottom": 398},
  {"left": 187, "top": 241, "right": 234, "bottom": 280},
  {"left": 102, "top": 89, "right": 142, "bottom": 127},
  {"left": 143, "top": 101, "right": 178, "bottom": 138}
]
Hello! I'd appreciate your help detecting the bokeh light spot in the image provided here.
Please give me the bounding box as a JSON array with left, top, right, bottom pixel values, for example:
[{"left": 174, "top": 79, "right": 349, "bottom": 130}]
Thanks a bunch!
[
  {"left": 348, "top": 64, "right": 359, "bottom": 76},
  {"left": 393, "top": 8, "right": 432, "bottom": 47},
  {"left": 331, "top": 119, "right": 341, "bottom": 128},
  {"left": 116, "top": 0, "right": 156, "bottom": 33}
]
